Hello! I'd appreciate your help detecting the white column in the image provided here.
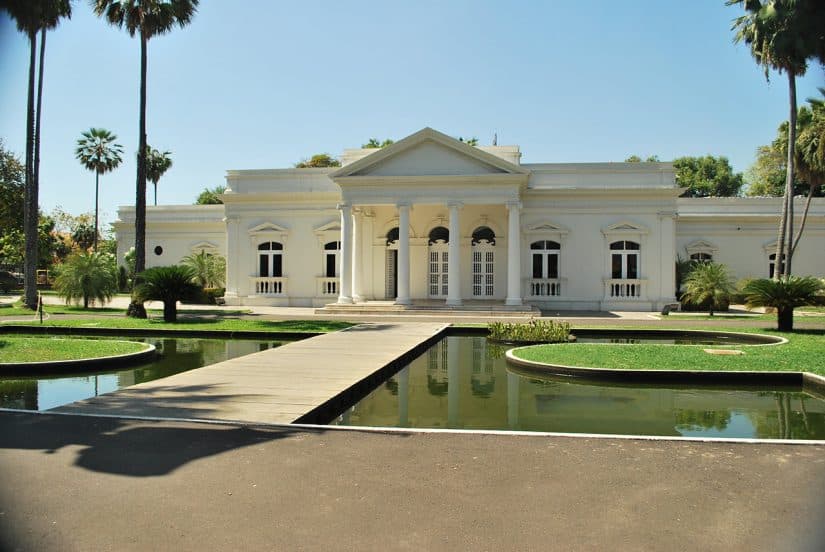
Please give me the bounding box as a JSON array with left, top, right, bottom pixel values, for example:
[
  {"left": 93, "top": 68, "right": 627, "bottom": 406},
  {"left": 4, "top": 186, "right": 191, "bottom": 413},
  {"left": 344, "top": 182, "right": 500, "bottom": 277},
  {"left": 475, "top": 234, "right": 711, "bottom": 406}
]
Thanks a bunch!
[
  {"left": 352, "top": 208, "right": 363, "bottom": 303},
  {"left": 505, "top": 201, "right": 523, "bottom": 306},
  {"left": 447, "top": 202, "right": 462, "bottom": 306},
  {"left": 396, "top": 203, "right": 411, "bottom": 305},
  {"left": 223, "top": 215, "right": 240, "bottom": 299},
  {"left": 337, "top": 203, "right": 353, "bottom": 304}
]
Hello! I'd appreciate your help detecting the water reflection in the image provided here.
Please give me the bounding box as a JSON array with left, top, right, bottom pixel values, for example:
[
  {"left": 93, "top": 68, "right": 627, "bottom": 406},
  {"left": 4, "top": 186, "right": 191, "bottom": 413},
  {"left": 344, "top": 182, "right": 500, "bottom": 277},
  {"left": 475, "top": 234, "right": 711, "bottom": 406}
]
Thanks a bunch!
[
  {"left": 334, "top": 336, "right": 825, "bottom": 440},
  {"left": 0, "top": 337, "right": 282, "bottom": 411}
]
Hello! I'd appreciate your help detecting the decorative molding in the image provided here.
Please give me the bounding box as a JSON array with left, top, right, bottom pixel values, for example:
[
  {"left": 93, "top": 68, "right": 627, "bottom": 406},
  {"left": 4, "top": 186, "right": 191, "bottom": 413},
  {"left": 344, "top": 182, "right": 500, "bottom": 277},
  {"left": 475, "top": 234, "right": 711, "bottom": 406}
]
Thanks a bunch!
[
  {"left": 685, "top": 239, "right": 719, "bottom": 255},
  {"left": 601, "top": 220, "right": 650, "bottom": 236}
]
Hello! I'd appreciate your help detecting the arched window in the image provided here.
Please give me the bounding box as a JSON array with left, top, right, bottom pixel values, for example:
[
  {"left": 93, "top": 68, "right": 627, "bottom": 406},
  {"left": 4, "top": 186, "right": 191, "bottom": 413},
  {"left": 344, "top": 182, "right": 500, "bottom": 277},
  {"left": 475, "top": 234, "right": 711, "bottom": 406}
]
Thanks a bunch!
[
  {"left": 472, "top": 226, "right": 495, "bottom": 297},
  {"left": 428, "top": 227, "right": 449, "bottom": 298},
  {"left": 769, "top": 253, "right": 786, "bottom": 278},
  {"left": 609, "top": 240, "right": 640, "bottom": 279},
  {"left": 324, "top": 241, "right": 340, "bottom": 278},
  {"left": 386, "top": 227, "right": 399, "bottom": 246},
  {"left": 258, "top": 241, "right": 283, "bottom": 277}
]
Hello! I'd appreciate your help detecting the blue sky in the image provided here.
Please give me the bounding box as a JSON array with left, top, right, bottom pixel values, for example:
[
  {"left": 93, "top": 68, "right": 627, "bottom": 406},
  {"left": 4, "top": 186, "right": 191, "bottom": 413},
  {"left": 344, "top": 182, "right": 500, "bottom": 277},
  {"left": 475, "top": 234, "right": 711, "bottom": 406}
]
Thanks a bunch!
[{"left": 0, "top": 1, "right": 823, "bottom": 231}]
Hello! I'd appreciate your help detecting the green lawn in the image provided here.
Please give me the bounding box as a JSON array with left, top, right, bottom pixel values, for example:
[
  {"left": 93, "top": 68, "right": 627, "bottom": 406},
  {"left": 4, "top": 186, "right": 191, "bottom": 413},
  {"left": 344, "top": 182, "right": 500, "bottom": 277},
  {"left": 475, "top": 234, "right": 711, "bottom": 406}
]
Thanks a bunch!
[
  {"left": 0, "top": 302, "right": 251, "bottom": 317},
  {"left": 0, "top": 337, "right": 149, "bottom": 363},
  {"left": 512, "top": 328, "right": 825, "bottom": 376},
  {"left": 1, "top": 317, "right": 352, "bottom": 333}
]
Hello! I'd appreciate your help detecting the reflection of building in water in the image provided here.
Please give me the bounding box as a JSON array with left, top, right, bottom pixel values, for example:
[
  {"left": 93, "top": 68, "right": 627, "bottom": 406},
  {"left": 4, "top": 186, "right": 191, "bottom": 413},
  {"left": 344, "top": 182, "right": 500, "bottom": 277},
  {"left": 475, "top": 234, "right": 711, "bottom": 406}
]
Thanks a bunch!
[
  {"left": 426, "top": 339, "right": 448, "bottom": 396},
  {"left": 471, "top": 339, "right": 495, "bottom": 398},
  {"left": 339, "top": 336, "right": 825, "bottom": 439}
]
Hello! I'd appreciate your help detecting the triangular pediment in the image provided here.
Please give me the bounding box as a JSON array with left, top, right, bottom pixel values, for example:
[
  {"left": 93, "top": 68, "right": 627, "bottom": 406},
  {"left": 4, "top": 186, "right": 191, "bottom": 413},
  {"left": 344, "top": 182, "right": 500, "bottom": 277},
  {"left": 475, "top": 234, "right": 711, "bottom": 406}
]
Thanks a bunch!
[
  {"left": 248, "top": 222, "right": 289, "bottom": 235},
  {"left": 685, "top": 239, "right": 718, "bottom": 253},
  {"left": 602, "top": 220, "right": 649, "bottom": 235},
  {"left": 525, "top": 221, "right": 570, "bottom": 235},
  {"left": 330, "top": 127, "right": 529, "bottom": 179}
]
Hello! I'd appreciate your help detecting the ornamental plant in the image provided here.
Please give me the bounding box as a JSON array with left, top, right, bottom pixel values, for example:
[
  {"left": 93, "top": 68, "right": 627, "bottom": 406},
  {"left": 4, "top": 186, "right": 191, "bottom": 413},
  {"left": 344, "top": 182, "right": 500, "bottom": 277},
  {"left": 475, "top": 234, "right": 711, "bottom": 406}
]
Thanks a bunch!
[
  {"left": 53, "top": 251, "right": 118, "bottom": 308},
  {"left": 487, "top": 320, "right": 572, "bottom": 344}
]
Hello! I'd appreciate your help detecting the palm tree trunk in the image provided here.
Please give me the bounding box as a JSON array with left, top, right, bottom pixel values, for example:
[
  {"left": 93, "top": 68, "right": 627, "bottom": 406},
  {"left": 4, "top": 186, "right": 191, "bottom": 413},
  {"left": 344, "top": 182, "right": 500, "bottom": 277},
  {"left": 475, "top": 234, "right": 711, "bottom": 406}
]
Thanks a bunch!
[
  {"left": 784, "top": 72, "right": 797, "bottom": 277},
  {"left": 23, "top": 30, "right": 38, "bottom": 310},
  {"left": 94, "top": 169, "right": 99, "bottom": 251},
  {"left": 163, "top": 301, "right": 176, "bottom": 323},
  {"left": 790, "top": 178, "right": 818, "bottom": 257},
  {"left": 154, "top": 182, "right": 157, "bottom": 206},
  {"left": 774, "top": 189, "right": 788, "bottom": 279},
  {"left": 34, "top": 27, "right": 45, "bottom": 192},
  {"left": 777, "top": 306, "right": 793, "bottom": 332},
  {"left": 128, "top": 32, "right": 149, "bottom": 319}
]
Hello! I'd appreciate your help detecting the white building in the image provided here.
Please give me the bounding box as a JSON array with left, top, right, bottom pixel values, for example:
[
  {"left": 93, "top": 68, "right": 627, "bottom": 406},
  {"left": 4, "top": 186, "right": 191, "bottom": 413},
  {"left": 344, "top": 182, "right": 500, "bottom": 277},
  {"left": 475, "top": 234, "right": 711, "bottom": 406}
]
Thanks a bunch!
[{"left": 115, "top": 127, "right": 825, "bottom": 312}]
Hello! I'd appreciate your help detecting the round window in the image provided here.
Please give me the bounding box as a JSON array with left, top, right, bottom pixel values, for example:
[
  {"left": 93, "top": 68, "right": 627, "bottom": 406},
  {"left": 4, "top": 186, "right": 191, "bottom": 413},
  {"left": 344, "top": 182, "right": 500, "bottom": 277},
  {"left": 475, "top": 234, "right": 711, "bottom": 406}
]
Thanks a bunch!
[{"left": 154, "top": 246, "right": 163, "bottom": 255}]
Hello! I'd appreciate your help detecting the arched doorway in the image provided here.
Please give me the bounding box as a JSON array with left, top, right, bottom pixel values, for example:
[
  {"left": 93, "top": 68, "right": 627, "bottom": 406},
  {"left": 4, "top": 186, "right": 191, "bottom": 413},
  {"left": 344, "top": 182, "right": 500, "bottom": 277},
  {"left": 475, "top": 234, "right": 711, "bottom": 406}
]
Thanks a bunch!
[
  {"left": 385, "top": 227, "right": 399, "bottom": 299},
  {"left": 428, "top": 226, "right": 449, "bottom": 298},
  {"left": 471, "top": 226, "right": 495, "bottom": 298}
]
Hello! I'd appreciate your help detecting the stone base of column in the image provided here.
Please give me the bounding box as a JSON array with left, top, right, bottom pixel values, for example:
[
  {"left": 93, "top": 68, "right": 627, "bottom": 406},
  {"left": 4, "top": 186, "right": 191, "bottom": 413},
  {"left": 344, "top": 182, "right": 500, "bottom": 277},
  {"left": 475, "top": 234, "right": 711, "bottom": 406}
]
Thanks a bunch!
[
  {"left": 395, "top": 297, "right": 411, "bottom": 306},
  {"left": 505, "top": 297, "right": 523, "bottom": 306},
  {"left": 352, "top": 294, "right": 364, "bottom": 303},
  {"left": 337, "top": 296, "right": 353, "bottom": 304},
  {"left": 446, "top": 298, "right": 462, "bottom": 306}
]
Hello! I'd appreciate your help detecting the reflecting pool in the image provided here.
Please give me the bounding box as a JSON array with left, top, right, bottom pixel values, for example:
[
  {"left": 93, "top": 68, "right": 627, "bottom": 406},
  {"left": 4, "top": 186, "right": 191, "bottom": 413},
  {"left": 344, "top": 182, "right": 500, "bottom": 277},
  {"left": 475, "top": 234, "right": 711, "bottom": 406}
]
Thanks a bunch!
[
  {"left": 333, "top": 336, "right": 825, "bottom": 440},
  {"left": 0, "top": 337, "right": 283, "bottom": 411}
]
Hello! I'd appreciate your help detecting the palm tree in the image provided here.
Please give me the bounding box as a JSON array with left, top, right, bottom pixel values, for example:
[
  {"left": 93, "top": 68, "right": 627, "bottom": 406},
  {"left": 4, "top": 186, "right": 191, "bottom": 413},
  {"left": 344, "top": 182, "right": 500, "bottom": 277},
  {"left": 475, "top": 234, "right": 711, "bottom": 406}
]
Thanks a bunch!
[
  {"left": 181, "top": 250, "right": 225, "bottom": 289},
  {"left": 92, "top": 0, "right": 199, "bottom": 318},
  {"left": 728, "top": 0, "right": 821, "bottom": 278},
  {"left": 1, "top": 0, "right": 72, "bottom": 309},
  {"left": 75, "top": 128, "right": 123, "bottom": 251},
  {"left": 791, "top": 89, "right": 825, "bottom": 255},
  {"left": 743, "top": 276, "right": 824, "bottom": 331},
  {"left": 680, "top": 262, "right": 735, "bottom": 316},
  {"left": 53, "top": 251, "right": 119, "bottom": 309},
  {"left": 132, "top": 265, "right": 202, "bottom": 322},
  {"left": 145, "top": 145, "right": 172, "bottom": 205}
]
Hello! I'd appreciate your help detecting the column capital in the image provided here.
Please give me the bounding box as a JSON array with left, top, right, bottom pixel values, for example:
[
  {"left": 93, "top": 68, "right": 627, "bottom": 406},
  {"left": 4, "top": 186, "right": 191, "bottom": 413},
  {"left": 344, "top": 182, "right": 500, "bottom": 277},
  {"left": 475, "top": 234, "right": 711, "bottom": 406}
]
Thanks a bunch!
[
  {"left": 396, "top": 201, "right": 411, "bottom": 210},
  {"left": 447, "top": 201, "right": 464, "bottom": 210},
  {"left": 337, "top": 202, "right": 351, "bottom": 211},
  {"left": 506, "top": 200, "right": 522, "bottom": 210},
  {"left": 222, "top": 215, "right": 240, "bottom": 224}
]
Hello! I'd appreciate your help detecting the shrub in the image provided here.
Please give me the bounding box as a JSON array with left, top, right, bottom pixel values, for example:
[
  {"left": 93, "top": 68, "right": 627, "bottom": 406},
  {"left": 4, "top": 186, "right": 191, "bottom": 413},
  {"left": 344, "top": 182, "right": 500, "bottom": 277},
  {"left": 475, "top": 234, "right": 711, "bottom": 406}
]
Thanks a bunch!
[
  {"left": 743, "top": 276, "right": 824, "bottom": 332},
  {"left": 52, "top": 252, "right": 118, "bottom": 308},
  {"left": 132, "top": 265, "right": 203, "bottom": 322},
  {"left": 181, "top": 251, "right": 226, "bottom": 289},
  {"left": 680, "top": 262, "right": 735, "bottom": 316},
  {"left": 487, "top": 320, "right": 572, "bottom": 343}
]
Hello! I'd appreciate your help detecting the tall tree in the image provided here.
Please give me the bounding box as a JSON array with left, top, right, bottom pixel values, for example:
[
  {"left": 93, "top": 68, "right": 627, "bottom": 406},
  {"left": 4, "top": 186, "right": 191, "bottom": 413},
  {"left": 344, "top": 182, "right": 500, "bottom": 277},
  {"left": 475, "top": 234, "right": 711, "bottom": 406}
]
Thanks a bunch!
[
  {"left": 145, "top": 145, "right": 172, "bottom": 205},
  {"left": 295, "top": 153, "right": 340, "bottom": 168},
  {"left": 194, "top": 185, "right": 225, "bottom": 205},
  {"left": 729, "top": 0, "right": 825, "bottom": 278},
  {"left": 0, "top": 0, "right": 72, "bottom": 309},
  {"left": 93, "top": 0, "right": 199, "bottom": 317},
  {"left": 674, "top": 155, "right": 744, "bottom": 197},
  {"left": 75, "top": 128, "right": 124, "bottom": 251},
  {"left": 362, "top": 138, "right": 394, "bottom": 149}
]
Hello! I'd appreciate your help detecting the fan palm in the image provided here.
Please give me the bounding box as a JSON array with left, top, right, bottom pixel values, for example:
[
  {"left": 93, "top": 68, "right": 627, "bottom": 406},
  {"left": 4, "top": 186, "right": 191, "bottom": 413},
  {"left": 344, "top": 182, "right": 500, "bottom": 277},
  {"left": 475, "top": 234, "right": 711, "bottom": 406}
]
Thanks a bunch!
[
  {"left": 132, "top": 265, "right": 202, "bottom": 322},
  {"left": 728, "top": 0, "right": 822, "bottom": 278},
  {"left": 92, "top": 0, "right": 199, "bottom": 318},
  {"left": 145, "top": 145, "right": 172, "bottom": 205},
  {"left": 681, "top": 262, "right": 735, "bottom": 316},
  {"left": 743, "top": 276, "right": 824, "bottom": 331},
  {"left": 53, "top": 251, "right": 119, "bottom": 309},
  {"left": 75, "top": 128, "right": 123, "bottom": 251},
  {"left": 181, "top": 250, "right": 225, "bottom": 288},
  {"left": 0, "top": 0, "right": 72, "bottom": 309}
]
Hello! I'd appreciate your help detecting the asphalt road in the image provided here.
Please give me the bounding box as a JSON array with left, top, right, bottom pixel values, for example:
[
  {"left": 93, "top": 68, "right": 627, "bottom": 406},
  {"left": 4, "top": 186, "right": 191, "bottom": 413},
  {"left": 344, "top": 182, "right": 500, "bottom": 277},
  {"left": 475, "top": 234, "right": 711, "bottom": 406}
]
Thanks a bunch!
[{"left": 1, "top": 411, "right": 823, "bottom": 551}]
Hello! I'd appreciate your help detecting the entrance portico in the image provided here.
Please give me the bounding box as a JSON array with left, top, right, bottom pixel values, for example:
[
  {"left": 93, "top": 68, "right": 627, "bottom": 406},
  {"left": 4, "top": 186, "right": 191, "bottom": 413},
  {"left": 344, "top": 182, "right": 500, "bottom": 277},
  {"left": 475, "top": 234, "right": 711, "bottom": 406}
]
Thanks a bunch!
[{"left": 329, "top": 128, "right": 530, "bottom": 307}]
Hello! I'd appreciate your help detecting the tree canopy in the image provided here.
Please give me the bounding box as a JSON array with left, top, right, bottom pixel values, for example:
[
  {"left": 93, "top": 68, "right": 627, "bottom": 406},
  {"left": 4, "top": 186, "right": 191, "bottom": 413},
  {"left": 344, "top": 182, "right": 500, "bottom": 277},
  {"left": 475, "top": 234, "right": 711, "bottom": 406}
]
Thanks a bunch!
[
  {"left": 362, "top": 138, "right": 394, "bottom": 148},
  {"left": 295, "top": 153, "right": 340, "bottom": 168},
  {"left": 195, "top": 185, "right": 225, "bottom": 205},
  {"left": 674, "top": 156, "right": 744, "bottom": 197},
  {"left": 625, "top": 155, "right": 660, "bottom": 162},
  {"left": 0, "top": 140, "right": 24, "bottom": 244}
]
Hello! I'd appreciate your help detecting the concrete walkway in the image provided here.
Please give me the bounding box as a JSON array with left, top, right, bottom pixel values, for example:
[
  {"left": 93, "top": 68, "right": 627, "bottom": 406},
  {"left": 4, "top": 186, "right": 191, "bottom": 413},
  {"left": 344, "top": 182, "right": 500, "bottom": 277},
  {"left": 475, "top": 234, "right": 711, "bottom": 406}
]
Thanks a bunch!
[
  {"left": 55, "top": 322, "right": 447, "bottom": 424},
  {"left": 1, "top": 411, "right": 823, "bottom": 552}
]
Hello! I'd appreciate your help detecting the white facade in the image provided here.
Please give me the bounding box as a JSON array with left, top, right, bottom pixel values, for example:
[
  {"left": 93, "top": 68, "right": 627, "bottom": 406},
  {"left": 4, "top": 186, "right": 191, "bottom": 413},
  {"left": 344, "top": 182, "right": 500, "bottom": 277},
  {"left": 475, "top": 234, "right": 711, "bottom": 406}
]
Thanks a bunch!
[{"left": 115, "top": 128, "right": 825, "bottom": 311}]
